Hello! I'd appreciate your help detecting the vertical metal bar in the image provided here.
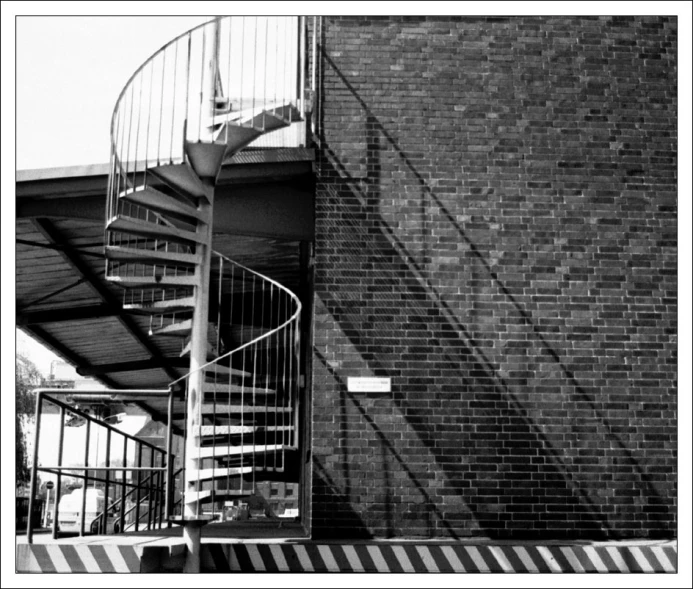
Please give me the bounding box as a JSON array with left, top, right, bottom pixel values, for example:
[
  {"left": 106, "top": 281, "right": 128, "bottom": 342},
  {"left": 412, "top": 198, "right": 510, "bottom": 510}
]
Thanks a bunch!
[
  {"left": 158, "top": 50, "right": 167, "bottom": 163},
  {"left": 312, "top": 16, "right": 318, "bottom": 137},
  {"left": 283, "top": 18, "right": 289, "bottom": 111},
  {"left": 148, "top": 449, "right": 154, "bottom": 530},
  {"left": 133, "top": 73, "right": 144, "bottom": 189},
  {"left": 135, "top": 444, "right": 143, "bottom": 532},
  {"left": 157, "top": 461, "right": 165, "bottom": 529},
  {"left": 239, "top": 18, "right": 245, "bottom": 118},
  {"left": 79, "top": 419, "right": 91, "bottom": 536},
  {"left": 52, "top": 405, "right": 65, "bottom": 539},
  {"left": 119, "top": 437, "right": 127, "bottom": 533},
  {"left": 299, "top": 16, "right": 306, "bottom": 119},
  {"left": 185, "top": 33, "right": 192, "bottom": 142},
  {"left": 198, "top": 25, "right": 206, "bottom": 142},
  {"left": 145, "top": 60, "right": 154, "bottom": 172},
  {"left": 239, "top": 267, "right": 246, "bottom": 490},
  {"left": 165, "top": 389, "right": 174, "bottom": 526},
  {"left": 26, "top": 392, "right": 43, "bottom": 544},
  {"left": 252, "top": 17, "right": 258, "bottom": 121},
  {"left": 263, "top": 17, "right": 269, "bottom": 130},
  {"left": 104, "top": 428, "right": 111, "bottom": 533},
  {"left": 274, "top": 17, "right": 279, "bottom": 108},
  {"left": 170, "top": 41, "right": 179, "bottom": 163},
  {"left": 124, "top": 84, "right": 134, "bottom": 193}
]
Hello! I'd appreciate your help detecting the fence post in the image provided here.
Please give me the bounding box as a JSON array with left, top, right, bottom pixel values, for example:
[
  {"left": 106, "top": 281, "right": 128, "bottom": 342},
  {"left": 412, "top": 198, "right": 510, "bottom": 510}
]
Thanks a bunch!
[
  {"left": 26, "top": 392, "right": 44, "bottom": 544},
  {"left": 52, "top": 405, "right": 66, "bottom": 539}
]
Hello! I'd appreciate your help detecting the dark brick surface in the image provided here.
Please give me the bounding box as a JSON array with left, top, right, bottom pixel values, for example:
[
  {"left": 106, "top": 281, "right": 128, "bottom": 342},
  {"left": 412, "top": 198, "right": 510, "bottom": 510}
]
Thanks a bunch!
[{"left": 310, "top": 16, "right": 676, "bottom": 539}]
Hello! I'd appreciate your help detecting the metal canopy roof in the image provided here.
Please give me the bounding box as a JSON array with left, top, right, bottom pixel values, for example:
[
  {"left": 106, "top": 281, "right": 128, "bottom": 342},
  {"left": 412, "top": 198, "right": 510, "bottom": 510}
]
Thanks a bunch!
[{"left": 16, "top": 149, "right": 314, "bottom": 425}]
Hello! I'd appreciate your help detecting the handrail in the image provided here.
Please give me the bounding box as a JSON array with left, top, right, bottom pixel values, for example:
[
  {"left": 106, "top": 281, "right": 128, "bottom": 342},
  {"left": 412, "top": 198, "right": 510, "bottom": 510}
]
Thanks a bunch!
[
  {"left": 26, "top": 389, "right": 177, "bottom": 543},
  {"left": 169, "top": 252, "right": 301, "bottom": 387},
  {"left": 36, "top": 391, "right": 169, "bottom": 452},
  {"left": 175, "top": 250, "right": 302, "bottom": 520},
  {"left": 108, "top": 18, "right": 219, "bottom": 153}
]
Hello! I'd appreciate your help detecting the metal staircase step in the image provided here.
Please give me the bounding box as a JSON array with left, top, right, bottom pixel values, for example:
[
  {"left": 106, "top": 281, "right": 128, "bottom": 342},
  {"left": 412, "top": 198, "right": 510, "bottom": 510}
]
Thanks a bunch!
[
  {"left": 243, "top": 111, "right": 291, "bottom": 133},
  {"left": 105, "top": 245, "right": 197, "bottom": 267},
  {"left": 123, "top": 295, "right": 195, "bottom": 313},
  {"left": 108, "top": 275, "right": 198, "bottom": 288},
  {"left": 148, "top": 163, "right": 206, "bottom": 200},
  {"left": 205, "top": 364, "right": 252, "bottom": 378},
  {"left": 184, "top": 489, "right": 253, "bottom": 503},
  {"left": 202, "top": 382, "right": 275, "bottom": 395},
  {"left": 107, "top": 215, "right": 204, "bottom": 246},
  {"left": 194, "top": 425, "right": 294, "bottom": 437},
  {"left": 179, "top": 340, "right": 217, "bottom": 360},
  {"left": 208, "top": 101, "right": 300, "bottom": 128},
  {"left": 187, "top": 466, "right": 258, "bottom": 482},
  {"left": 152, "top": 318, "right": 192, "bottom": 336},
  {"left": 185, "top": 141, "right": 228, "bottom": 179},
  {"left": 120, "top": 185, "right": 206, "bottom": 223},
  {"left": 192, "top": 444, "right": 290, "bottom": 459},
  {"left": 200, "top": 404, "right": 292, "bottom": 415},
  {"left": 211, "top": 124, "right": 262, "bottom": 154}
]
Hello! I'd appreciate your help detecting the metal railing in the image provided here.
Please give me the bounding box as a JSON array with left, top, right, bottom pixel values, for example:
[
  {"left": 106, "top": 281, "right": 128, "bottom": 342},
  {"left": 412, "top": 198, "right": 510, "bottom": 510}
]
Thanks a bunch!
[
  {"left": 106, "top": 16, "right": 315, "bottom": 228},
  {"left": 26, "top": 389, "right": 175, "bottom": 543},
  {"left": 169, "top": 251, "right": 302, "bottom": 520}
]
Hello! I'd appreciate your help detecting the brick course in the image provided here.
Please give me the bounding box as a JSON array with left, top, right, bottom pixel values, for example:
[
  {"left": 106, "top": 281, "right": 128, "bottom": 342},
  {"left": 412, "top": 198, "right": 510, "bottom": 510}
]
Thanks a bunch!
[{"left": 310, "top": 16, "right": 676, "bottom": 539}]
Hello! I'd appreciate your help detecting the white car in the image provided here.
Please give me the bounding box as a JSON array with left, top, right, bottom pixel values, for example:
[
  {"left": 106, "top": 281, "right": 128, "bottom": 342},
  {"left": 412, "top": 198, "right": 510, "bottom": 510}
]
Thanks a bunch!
[{"left": 57, "top": 488, "right": 120, "bottom": 534}]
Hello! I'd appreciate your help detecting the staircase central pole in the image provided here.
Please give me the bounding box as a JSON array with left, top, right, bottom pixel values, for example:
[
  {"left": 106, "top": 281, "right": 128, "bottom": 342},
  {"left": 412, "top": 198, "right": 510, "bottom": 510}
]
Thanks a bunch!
[{"left": 183, "top": 18, "right": 220, "bottom": 574}]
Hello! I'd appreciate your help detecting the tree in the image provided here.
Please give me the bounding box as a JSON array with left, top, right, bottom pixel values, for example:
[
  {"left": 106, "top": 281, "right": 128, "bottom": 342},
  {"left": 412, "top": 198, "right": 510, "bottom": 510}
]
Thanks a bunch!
[{"left": 16, "top": 353, "right": 42, "bottom": 486}]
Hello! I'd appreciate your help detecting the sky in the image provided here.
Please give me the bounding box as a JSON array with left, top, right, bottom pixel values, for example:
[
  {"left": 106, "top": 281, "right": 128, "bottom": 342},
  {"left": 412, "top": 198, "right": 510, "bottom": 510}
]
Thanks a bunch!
[{"left": 16, "top": 16, "right": 210, "bottom": 170}]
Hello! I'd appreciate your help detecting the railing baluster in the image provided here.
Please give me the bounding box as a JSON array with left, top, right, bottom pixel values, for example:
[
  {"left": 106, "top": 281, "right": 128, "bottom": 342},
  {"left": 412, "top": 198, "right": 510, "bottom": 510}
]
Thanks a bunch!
[
  {"left": 157, "top": 51, "right": 166, "bottom": 165},
  {"left": 104, "top": 428, "right": 112, "bottom": 533},
  {"left": 170, "top": 41, "right": 178, "bottom": 164},
  {"left": 79, "top": 420, "right": 91, "bottom": 537},
  {"left": 119, "top": 437, "right": 127, "bottom": 534},
  {"left": 148, "top": 448, "right": 154, "bottom": 530},
  {"left": 51, "top": 405, "right": 66, "bottom": 539},
  {"left": 135, "top": 444, "right": 143, "bottom": 532}
]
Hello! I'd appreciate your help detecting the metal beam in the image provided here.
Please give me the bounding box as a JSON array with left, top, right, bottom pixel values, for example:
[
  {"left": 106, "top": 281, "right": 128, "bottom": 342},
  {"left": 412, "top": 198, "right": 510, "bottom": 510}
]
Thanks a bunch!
[
  {"left": 31, "top": 218, "right": 180, "bottom": 382},
  {"left": 22, "top": 325, "right": 120, "bottom": 389},
  {"left": 77, "top": 358, "right": 188, "bottom": 376},
  {"left": 17, "top": 238, "right": 105, "bottom": 258},
  {"left": 18, "top": 304, "right": 119, "bottom": 326}
]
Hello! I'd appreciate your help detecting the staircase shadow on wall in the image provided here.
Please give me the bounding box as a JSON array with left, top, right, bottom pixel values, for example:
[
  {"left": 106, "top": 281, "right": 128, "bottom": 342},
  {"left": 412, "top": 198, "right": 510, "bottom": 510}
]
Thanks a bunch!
[{"left": 310, "top": 50, "right": 669, "bottom": 539}]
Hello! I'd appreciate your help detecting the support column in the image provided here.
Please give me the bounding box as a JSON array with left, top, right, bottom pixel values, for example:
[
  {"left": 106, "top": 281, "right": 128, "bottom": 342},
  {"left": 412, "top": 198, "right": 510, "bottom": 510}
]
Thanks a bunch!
[{"left": 181, "top": 17, "right": 219, "bottom": 574}]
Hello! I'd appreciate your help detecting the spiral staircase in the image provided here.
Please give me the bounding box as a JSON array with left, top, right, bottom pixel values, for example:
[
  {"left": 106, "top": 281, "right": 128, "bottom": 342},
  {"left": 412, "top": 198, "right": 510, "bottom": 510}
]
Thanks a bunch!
[{"left": 104, "top": 17, "right": 308, "bottom": 522}]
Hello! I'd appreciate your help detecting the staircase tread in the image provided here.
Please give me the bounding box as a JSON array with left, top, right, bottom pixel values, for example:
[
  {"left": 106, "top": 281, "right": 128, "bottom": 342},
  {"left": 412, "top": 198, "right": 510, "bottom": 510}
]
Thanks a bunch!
[
  {"left": 200, "top": 404, "right": 292, "bottom": 414},
  {"left": 202, "top": 382, "right": 275, "bottom": 395},
  {"left": 105, "top": 245, "right": 197, "bottom": 266},
  {"left": 123, "top": 295, "right": 195, "bottom": 312},
  {"left": 184, "top": 489, "right": 254, "bottom": 501},
  {"left": 149, "top": 163, "right": 206, "bottom": 199},
  {"left": 108, "top": 275, "right": 197, "bottom": 288},
  {"left": 120, "top": 185, "right": 205, "bottom": 222},
  {"left": 194, "top": 425, "right": 294, "bottom": 436},
  {"left": 186, "top": 466, "right": 259, "bottom": 482},
  {"left": 152, "top": 319, "right": 193, "bottom": 336},
  {"left": 107, "top": 215, "right": 203, "bottom": 245},
  {"left": 192, "top": 444, "right": 292, "bottom": 458}
]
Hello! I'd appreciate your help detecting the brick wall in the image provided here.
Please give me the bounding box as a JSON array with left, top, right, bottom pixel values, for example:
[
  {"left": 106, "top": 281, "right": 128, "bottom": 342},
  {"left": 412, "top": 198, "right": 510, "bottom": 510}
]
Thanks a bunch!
[{"left": 310, "top": 16, "right": 677, "bottom": 539}]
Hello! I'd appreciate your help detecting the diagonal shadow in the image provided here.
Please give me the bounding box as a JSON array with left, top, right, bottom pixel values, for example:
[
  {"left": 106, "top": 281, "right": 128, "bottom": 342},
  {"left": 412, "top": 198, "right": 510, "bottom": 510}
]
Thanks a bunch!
[
  {"left": 314, "top": 348, "right": 460, "bottom": 539},
  {"left": 310, "top": 48, "right": 670, "bottom": 538}
]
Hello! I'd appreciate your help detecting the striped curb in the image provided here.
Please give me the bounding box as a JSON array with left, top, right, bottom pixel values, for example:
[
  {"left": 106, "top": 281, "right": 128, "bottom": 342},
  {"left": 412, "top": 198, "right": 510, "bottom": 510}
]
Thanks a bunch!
[
  {"left": 17, "top": 543, "right": 142, "bottom": 573},
  {"left": 17, "top": 541, "right": 678, "bottom": 573},
  {"left": 201, "top": 543, "right": 678, "bottom": 573}
]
